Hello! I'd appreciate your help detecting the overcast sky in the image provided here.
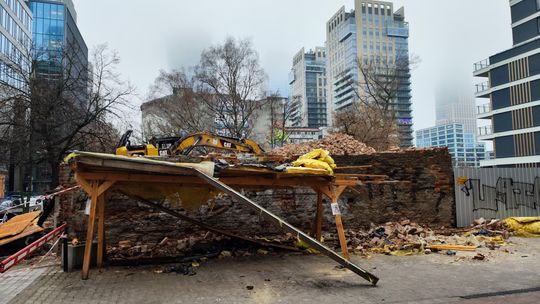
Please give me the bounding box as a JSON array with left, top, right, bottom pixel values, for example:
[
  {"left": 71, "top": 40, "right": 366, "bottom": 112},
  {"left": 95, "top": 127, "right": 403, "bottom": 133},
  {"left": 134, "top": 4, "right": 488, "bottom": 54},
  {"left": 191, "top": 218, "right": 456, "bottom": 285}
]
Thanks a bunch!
[{"left": 73, "top": 0, "right": 512, "bottom": 132}]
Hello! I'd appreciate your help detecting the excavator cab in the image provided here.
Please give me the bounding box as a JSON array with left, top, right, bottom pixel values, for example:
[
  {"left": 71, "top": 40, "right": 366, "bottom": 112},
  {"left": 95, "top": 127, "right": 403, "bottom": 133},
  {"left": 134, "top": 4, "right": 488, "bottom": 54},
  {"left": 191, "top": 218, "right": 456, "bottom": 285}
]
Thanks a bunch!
[{"left": 115, "top": 130, "right": 159, "bottom": 157}]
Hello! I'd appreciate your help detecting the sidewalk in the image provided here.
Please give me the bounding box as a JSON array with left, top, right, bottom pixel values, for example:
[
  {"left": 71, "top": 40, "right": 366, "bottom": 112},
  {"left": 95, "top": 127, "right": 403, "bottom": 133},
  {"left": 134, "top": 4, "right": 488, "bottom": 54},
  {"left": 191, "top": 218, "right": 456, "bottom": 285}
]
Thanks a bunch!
[{"left": 1, "top": 237, "right": 539, "bottom": 304}]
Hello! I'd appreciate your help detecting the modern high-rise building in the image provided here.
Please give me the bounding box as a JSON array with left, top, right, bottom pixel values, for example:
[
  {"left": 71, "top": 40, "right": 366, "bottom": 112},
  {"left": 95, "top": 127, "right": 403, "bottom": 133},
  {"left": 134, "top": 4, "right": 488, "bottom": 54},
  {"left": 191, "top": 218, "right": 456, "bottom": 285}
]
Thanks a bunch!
[
  {"left": 435, "top": 87, "right": 478, "bottom": 134},
  {"left": 325, "top": 0, "right": 413, "bottom": 147},
  {"left": 28, "top": 0, "right": 87, "bottom": 80},
  {"left": 474, "top": 0, "right": 540, "bottom": 167},
  {"left": 289, "top": 47, "right": 327, "bottom": 128},
  {"left": 0, "top": 0, "right": 32, "bottom": 90},
  {"left": 416, "top": 123, "right": 487, "bottom": 167},
  {"left": 0, "top": 0, "right": 32, "bottom": 192}
]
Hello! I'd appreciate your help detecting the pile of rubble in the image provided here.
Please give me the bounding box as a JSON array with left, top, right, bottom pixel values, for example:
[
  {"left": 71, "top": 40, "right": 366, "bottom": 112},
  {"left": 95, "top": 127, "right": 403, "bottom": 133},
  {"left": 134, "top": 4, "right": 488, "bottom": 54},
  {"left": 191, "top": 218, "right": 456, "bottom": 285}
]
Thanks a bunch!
[
  {"left": 108, "top": 218, "right": 514, "bottom": 263},
  {"left": 345, "top": 219, "right": 510, "bottom": 257},
  {"left": 271, "top": 133, "right": 376, "bottom": 157}
]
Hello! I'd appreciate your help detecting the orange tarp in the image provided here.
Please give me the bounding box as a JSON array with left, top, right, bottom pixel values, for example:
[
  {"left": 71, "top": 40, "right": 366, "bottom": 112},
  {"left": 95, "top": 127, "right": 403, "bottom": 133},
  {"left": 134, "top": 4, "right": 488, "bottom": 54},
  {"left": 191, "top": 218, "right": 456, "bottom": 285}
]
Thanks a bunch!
[{"left": 0, "top": 211, "right": 42, "bottom": 239}]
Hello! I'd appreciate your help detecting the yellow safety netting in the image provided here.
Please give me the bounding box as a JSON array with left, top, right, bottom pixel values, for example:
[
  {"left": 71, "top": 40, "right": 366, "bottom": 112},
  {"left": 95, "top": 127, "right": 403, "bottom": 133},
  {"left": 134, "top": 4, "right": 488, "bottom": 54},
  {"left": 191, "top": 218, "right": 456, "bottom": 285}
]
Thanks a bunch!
[
  {"left": 288, "top": 149, "right": 336, "bottom": 175},
  {"left": 503, "top": 217, "right": 540, "bottom": 237}
]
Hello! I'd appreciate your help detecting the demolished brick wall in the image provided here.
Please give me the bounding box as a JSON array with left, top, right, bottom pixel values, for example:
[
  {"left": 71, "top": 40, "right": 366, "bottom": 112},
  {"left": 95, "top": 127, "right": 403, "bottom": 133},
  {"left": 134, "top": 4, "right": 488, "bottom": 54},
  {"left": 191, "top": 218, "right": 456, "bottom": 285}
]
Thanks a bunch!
[{"left": 57, "top": 148, "right": 454, "bottom": 260}]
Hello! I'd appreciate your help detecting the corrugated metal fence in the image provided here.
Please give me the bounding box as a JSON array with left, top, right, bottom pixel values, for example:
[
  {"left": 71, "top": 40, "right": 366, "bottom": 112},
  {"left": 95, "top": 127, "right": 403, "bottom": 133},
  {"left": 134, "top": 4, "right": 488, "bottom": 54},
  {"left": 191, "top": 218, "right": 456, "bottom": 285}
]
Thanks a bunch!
[{"left": 454, "top": 167, "right": 540, "bottom": 227}]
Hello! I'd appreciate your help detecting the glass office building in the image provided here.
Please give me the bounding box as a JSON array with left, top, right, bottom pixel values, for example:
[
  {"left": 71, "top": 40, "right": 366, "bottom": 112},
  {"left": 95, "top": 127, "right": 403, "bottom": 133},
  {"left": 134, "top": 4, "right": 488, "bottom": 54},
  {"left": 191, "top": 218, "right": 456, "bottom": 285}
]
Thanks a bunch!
[
  {"left": 416, "top": 123, "right": 486, "bottom": 167},
  {"left": 326, "top": 0, "right": 413, "bottom": 147},
  {"left": 28, "top": 0, "right": 87, "bottom": 79},
  {"left": 474, "top": 0, "right": 540, "bottom": 167},
  {"left": 0, "top": 0, "right": 32, "bottom": 90},
  {"left": 289, "top": 47, "right": 328, "bottom": 128}
]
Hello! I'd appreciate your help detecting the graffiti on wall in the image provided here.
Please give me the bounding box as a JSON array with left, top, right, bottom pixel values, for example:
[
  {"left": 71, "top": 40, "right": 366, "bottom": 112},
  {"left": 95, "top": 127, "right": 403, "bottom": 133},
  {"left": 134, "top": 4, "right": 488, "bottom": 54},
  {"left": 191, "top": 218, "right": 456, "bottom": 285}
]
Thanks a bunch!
[{"left": 459, "top": 177, "right": 540, "bottom": 211}]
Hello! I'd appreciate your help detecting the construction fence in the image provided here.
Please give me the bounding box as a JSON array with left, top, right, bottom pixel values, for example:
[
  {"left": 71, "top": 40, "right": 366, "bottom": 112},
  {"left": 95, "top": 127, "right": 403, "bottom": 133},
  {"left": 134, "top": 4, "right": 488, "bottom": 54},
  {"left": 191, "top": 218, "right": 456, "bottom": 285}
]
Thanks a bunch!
[{"left": 455, "top": 167, "right": 540, "bottom": 227}]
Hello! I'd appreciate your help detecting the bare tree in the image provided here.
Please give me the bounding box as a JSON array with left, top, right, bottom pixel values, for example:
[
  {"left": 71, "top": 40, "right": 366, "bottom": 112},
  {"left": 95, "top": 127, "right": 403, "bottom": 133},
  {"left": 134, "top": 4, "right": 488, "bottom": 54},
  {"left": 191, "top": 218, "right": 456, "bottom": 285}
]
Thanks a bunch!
[
  {"left": 143, "top": 69, "right": 213, "bottom": 139},
  {"left": 0, "top": 43, "right": 133, "bottom": 190},
  {"left": 333, "top": 102, "right": 399, "bottom": 151},
  {"left": 195, "top": 37, "right": 267, "bottom": 138},
  {"left": 356, "top": 55, "right": 411, "bottom": 114},
  {"left": 333, "top": 53, "right": 415, "bottom": 150}
]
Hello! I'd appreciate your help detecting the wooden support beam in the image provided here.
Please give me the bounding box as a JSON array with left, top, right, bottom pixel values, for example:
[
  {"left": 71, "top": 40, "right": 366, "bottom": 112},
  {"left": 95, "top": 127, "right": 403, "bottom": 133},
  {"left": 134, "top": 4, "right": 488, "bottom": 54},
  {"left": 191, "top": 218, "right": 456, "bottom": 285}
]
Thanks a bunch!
[
  {"left": 77, "top": 172, "right": 329, "bottom": 189},
  {"left": 75, "top": 173, "right": 93, "bottom": 194},
  {"left": 82, "top": 182, "right": 98, "bottom": 280},
  {"left": 97, "top": 181, "right": 116, "bottom": 196},
  {"left": 97, "top": 194, "right": 106, "bottom": 269},
  {"left": 319, "top": 185, "right": 350, "bottom": 260}
]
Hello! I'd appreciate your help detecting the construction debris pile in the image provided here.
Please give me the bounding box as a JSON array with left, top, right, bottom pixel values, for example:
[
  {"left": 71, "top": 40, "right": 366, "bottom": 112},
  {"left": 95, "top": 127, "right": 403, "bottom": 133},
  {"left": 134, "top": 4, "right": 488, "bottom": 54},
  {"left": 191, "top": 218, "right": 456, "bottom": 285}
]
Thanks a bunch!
[
  {"left": 106, "top": 232, "right": 296, "bottom": 263},
  {"left": 271, "top": 134, "right": 376, "bottom": 157},
  {"left": 344, "top": 218, "right": 511, "bottom": 258},
  {"left": 107, "top": 218, "right": 520, "bottom": 263}
]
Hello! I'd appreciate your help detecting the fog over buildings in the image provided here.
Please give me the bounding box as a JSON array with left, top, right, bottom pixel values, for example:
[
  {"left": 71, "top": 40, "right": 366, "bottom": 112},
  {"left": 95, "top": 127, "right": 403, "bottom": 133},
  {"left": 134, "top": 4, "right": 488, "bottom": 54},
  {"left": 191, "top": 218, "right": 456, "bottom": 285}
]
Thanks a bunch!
[{"left": 72, "top": 0, "right": 512, "bottom": 131}]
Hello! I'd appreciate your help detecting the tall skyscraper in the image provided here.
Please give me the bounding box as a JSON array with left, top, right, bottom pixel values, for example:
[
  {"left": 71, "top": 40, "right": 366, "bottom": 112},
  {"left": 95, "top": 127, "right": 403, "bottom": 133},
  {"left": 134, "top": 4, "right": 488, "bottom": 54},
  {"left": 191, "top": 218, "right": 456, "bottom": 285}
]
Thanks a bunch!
[
  {"left": 474, "top": 0, "right": 540, "bottom": 167},
  {"left": 0, "top": 0, "right": 33, "bottom": 192},
  {"left": 289, "top": 47, "right": 328, "bottom": 128},
  {"left": 325, "top": 0, "right": 413, "bottom": 147},
  {"left": 28, "top": 0, "right": 87, "bottom": 81},
  {"left": 435, "top": 86, "right": 478, "bottom": 134},
  {"left": 0, "top": 0, "right": 32, "bottom": 91}
]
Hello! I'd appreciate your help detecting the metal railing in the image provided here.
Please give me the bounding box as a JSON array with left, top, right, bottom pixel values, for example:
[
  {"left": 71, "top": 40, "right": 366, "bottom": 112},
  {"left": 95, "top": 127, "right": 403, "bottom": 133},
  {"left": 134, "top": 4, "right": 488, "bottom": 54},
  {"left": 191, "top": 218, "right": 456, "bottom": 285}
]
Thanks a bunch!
[
  {"left": 475, "top": 82, "right": 490, "bottom": 94},
  {"left": 477, "top": 103, "right": 491, "bottom": 114},
  {"left": 478, "top": 125, "right": 493, "bottom": 136},
  {"left": 474, "top": 58, "right": 489, "bottom": 72}
]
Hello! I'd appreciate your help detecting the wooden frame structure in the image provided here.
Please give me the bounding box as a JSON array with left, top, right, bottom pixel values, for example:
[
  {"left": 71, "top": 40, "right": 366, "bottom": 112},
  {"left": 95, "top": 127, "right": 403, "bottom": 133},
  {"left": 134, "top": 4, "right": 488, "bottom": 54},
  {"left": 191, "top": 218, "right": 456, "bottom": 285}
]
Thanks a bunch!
[{"left": 68, "top": 151, "right": 379, "bottom": 285}]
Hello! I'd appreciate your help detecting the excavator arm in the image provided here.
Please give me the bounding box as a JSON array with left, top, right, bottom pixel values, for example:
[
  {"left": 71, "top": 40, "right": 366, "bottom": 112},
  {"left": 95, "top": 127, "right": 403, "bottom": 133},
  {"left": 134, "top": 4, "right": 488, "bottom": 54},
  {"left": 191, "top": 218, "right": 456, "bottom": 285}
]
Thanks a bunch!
[
  {"left": 169, "top": 132, "right": 264, "bottom": 156},
  {"left": 115, "top": 131, "right": 264, "bottom": 157}
]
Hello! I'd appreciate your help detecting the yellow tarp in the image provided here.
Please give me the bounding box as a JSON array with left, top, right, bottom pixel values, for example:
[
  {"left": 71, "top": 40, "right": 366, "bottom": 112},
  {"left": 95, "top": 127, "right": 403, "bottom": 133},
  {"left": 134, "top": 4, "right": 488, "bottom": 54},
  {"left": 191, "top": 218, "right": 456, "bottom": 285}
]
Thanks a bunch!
[
  {"left": 503, "top": 217, "right": 540, "bottom": 237},
  {"left": 292, "top": 149, "right": 336, "bottom": 175}
]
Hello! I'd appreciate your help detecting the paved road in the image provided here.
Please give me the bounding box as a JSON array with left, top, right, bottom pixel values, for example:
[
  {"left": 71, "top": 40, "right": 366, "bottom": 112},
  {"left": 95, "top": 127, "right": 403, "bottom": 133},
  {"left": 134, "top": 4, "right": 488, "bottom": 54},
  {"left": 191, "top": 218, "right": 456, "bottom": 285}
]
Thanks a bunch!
[{"left": 1, "top": 237, "right": 539, "bottom": 303}]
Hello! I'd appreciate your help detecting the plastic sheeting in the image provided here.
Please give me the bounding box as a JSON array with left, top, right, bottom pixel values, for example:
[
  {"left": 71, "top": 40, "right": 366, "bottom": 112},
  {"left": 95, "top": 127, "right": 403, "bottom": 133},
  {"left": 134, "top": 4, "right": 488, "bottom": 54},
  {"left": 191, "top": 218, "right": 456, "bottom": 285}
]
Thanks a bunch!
[
  {"left": 290, "top": 149, "right": 336, "bottom": 175},
  {"left": 503, "top": 217, "right": 540, "bottom": 237}
]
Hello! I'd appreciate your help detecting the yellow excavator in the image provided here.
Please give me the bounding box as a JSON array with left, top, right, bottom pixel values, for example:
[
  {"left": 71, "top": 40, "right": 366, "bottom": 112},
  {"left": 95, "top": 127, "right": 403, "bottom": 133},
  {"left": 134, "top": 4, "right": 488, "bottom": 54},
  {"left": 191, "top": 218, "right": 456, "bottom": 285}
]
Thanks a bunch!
[{"left": 115, "top": 130, "right": 264, "bottom": 157}]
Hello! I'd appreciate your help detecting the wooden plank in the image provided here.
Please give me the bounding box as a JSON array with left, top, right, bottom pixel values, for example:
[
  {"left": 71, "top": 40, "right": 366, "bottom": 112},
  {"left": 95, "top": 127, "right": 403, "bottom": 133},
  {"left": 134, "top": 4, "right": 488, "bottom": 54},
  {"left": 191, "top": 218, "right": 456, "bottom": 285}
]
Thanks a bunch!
[
  {"left": 192, "top": 169, "right": 379, "bottom": 285},
  {"left": 97, "top": 194, "right": 105, "bottom": 269},
  {"left": 335, "top": 174, "right": 389, "bottom": 179},
  {"left": 427, "top": 244, "right": 477, "bottom": 252},
  {"left": 334, "top": 165, "right": 372, "bottom": 170},
  {"left": 77, "top": 172, "right": 330, "bottom": 189},
  {"left": 0, "top": 225, "right": 44, "bottom": 246},
  {"left": 82, "top": 182, "right": 98, "bottom": 280},
  {"left": 74, "top": 156, "right": 197, "bottom": 177}
]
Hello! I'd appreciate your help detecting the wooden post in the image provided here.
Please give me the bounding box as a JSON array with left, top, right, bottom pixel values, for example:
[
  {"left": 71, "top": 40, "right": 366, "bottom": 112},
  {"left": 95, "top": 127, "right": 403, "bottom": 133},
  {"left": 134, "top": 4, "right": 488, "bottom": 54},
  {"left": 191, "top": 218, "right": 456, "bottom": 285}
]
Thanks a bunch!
[
  {"left": 97, "top": 193, "right": 105, "bottom": 269},
  {"left": 311, "top": 191, "right": 324, "bottom": 241},
  {"left": 320, "top": 185, "right": 350, "bottom": 260},
  {"left": 82, "top": 182, "right": 98, "bottom": 280},
  {"left": 333, "top": 210, "right": 350, "bottom": 260}
]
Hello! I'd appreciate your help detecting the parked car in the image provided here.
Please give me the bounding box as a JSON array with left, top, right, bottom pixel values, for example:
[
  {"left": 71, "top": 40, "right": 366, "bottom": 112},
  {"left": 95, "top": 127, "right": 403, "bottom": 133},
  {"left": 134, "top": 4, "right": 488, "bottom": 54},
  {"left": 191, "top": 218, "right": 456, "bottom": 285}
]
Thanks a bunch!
[
  {"left": 0, "top": 195, "right": 22, "bottom": 211},
  {"left": 0, "top": 195, "right": 43, "bottom": 215}
]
